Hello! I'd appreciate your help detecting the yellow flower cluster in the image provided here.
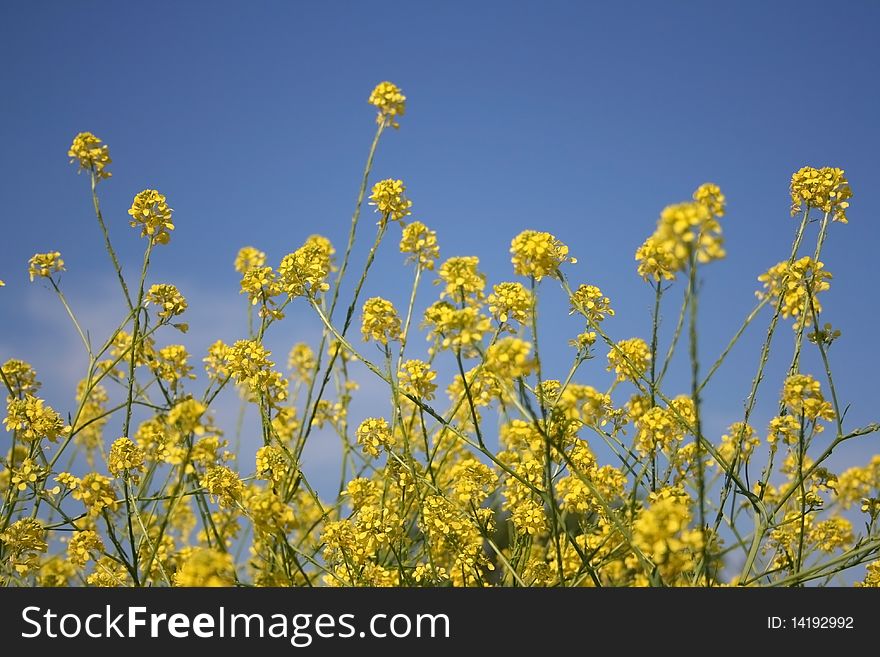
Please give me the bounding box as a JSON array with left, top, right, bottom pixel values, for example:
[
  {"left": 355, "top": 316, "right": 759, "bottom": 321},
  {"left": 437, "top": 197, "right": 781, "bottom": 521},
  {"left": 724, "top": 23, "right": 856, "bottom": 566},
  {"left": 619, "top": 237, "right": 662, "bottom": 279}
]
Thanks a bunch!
[
  {"left": 717, "top": 422, "right": 760, "bottom": 465},
  {"left": 437, "top": 256, "right": 485, "bottom": 300},
  {"left": 356, "top": 417, "right": 393, "bottom": 457},
  {"left": 68, "top": 530, "right": 104, "bottom": 566},
  {"left": 657, "top": 200, "right": 724, "bottom": 269},
  {"left": 766, "top": 414, "right": 801, "bottom": 446},
  {"left": 287, "top": 343, "right": 316, "bottom": 381},
  {"left": 107, "top": 437, "right": 146, "bottom": 479},
  {"left": 486, "top": 336, "right": 534, "bottom": 380},
  {"left": 607, "top": 337, "right": 651, "bottom": 383},
  {"left": 510, "top": 230, "right": 575, "bottom": 280},
  {"left": 239, "top": 265, "right": 276, "bottom": 304},
  {"left": 756, "top": 256, "right": 831, "bottom": 329},
  {"left": 569, "top": 283, "right": 614, "bottom": 323},
  {"left": 635, "top": 406, "right": 685, "bottom": 455},
  {"left": 790, "top": 166, "right": 852, "bottom": 223},
  {"left": 836, "top": 456, "right": 880, "bottom": 509},
  {"left": 247, "top": 487, "right": 296, "bottom": 537},
  {"left": 151, "top": 345, "right": 195, "bottom": 389},
  {"left": 73, "top": 473, "right": 118, "bottom": 516},
  {"left": 28, "top": 251, "right": 65, "bottom": 281},
  {"left": 4, "top": 395, "right": 68, "bottom": 443},
  {"left": 145, "top": 283, "right": 188, "bottom": 320},
  {"left": 422, "top": 301, "right": 491, "bottom": 353},
  {"left": 632, "top": 490, "right": 703, "bottom": 583},
  {"left": 68, "top": 132, "right": 112, "bottom": 179},
  {"left": 368, "top": 81, "right": 406, "bottom": 129},
  {"left": 234, "top": 246, "right": 266, "bottom": 274},
  {"left": 128, "top": 189, "right": 174, "bottom": 245},
  {"left": 225, "top": 339, "right": 288, "bottom": 405},
  {"left": 255, "top": 444, "right": 289, "bottom": 485},
  {"left": 782, "top": 373, "right": 835, "bottom": 423},
  {"left": 0, "top": 518, "right": 47, "bottom": 576},
  {"left": 201, "top": 465, "right": 243, "bottom": 508},
  {"left": 173, "top": 548, "right": 235, "bottom": 587},
  {"left": 637, "top": 183, "right": 728, "bottom": 281},
  {"left": 278, "top": 235, "right": 335, "bottom": 298},
  {"left": 693, "top": 182, "right": 726, "bottom": 218},
  {"left": 369, "top": 178, "right": 412, "bottom": 223},
  {"left": 487, "top": 281, "right": 531, "bottom": 324},
  {"left": 361, "top": 296, "right": 402, "bottom": 344},
  {"left": 399, "top": 221, "right": 439, "bottom": 269},
  {"left": 1, "top": 359, "right": 40, "bottom": 397},
  {"left": 398, "top": 359, "right": 437, "bottom": 400},
  {"left": 635, "top": 234, "right": 678, "bottom": 282},
  {"left": 10, "top": 458, "right": 46, "bottom": 492}
]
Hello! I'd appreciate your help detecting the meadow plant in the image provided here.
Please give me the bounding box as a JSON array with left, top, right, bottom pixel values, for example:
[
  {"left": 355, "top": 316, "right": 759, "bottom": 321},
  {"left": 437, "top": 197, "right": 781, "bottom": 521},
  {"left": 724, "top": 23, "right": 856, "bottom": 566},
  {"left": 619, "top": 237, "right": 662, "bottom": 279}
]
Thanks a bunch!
[{"left": 1, "top": 82, "right": 877, "bottom": 587}]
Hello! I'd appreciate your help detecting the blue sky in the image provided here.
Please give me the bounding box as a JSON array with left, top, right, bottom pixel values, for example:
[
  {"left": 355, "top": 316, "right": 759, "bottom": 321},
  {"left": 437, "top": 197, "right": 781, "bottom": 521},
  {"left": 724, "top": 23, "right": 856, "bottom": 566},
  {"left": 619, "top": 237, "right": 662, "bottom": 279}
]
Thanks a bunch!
[{"left": 1, "top": 1, "right": 879, "bottom": 497}]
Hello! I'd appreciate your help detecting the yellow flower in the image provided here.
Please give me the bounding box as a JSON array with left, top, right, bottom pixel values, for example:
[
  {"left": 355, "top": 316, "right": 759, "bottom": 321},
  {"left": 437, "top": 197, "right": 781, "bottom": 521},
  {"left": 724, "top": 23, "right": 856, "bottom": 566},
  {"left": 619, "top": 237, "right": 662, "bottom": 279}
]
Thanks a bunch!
[
  {"left": 234, "top": 246, "right": 266, "bottom": 274},
  {"left": 485, "top": 336, "right": 535, "bottom": 379},
  {"left": 717, "top": 422, "right": 760, "bottom": 465},
  {"left": 607, "top": 337, "right": 651, "bottom": 383},
  {"left": 128, "top": 189, "right": 174, "bottom": 244},
  {"left": 201, "top": 465, "right": 243, "bottom": 508},
  {"left": 693, "top": 182, "right": 726, "bottom": 218},
  {"left": 68, "top": 530, "right": 104, "bottom": 566},
  {"left": 288, "top": 343, "right": 316, "bottom": 381},
  {"left": 356, "top": 417, "right": 393, "bottom": 457},
  {"left": 361, "top": 296, "right": 402, "bottom": 344},
  {"left": 422, "top": 301, "right": 491, "bottom": 353},
  {"left": 73, "top": 472, "right": 118, "bottom": 516},
  {"left": 28, "top": 251, "right": 65, "bottom": 281},
  {"left": 633, "top": 490, "right": 703, "bottom": 581},
  {"left": 398, "top": 359, "right": 437, "bottom": 400},
  {"left": 399, "top": 221, "right": 439, "bottom": 269},
  {"left": 510, "top": 230, "right": 575, "bottom": 280},
  {"left": 782, "top": 373, "right": 835, "bottom": 423},
  {"left": 511, "top": 498, "right": 547, "bottom": 536},
  {"left": 652, "top": 199, "right": 724, "bottom": 271},
  {"left": 145, "top": 283, "right": 187, "bottom": 320},
  {"left": 10, "top": 458, "right": 46, "bottom": 492},
  {"left": 369, "top": 178, "right": 412, "bottom": 223},
  {"left": 247, "top": 487, "right": 296, "bottom": 537},
  {"left": 436, "top": 256, "right": 485, "bottom": 300},
  {"left": 1, "top": 359, "right": 40, "bottom": 397},
  {"left": 767, "top": 414, "right": 800, "bottom": 446},
  {"left": 151, "top": 344, "right": 195, "bottom": 389},
  {"left": 635, "top": 406, "right": 685, "bottom": 454},
  {"left": 240, "top": 266, "right": 282, "bottom": 311},
  {"left": 68, "top": 132, "right": 112, "bottom": 179},
  {"left": 635, "top": 234, "right": 678, "bottom": 282},
  {"left": 107, "top": 437, "right": 145, "bottom": 479},
  {"left": 226, "top": 339, "right": 288, "bottom": 406},
  {"left": 255, "top": 445, "right": 290, "bottom": 485},
  {"left": 569, "top": 284, "right": 614, "bottom": 323},
  {"left": 487, "top": 281, "right": 532, "bottom": 324},
  {"left": 87, "top": 556, "right": 130, "bottom": 587},
  {"left": 203, "top": 340, "right": 231, "bottom": 380},
  {"left": 0, "top": 518, "right": 47, "bottom": 576},
  {"left": 278, "top": 237, "right": 334, "bottom": 298},
  {"left": 4, "top": 395, "right": 69, "bottom": 443},
  {"left": 756, "top": 256, "right": 830, "bottom": 329},
  {"left": 174, "top": 548, "right": 235, "bottom": 587},
  {"left": 790, "top": 166, "right": 852, "bottom": 223},
  {"left": 368, "top": 81, "right": 406, "bottom": 128}
]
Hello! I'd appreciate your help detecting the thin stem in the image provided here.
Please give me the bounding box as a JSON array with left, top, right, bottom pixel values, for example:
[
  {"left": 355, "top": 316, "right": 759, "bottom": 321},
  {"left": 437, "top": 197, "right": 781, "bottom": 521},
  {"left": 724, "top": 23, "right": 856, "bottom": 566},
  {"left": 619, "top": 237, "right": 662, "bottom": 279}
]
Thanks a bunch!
[
  {"left": 90, "top": 170, "right": 133, "bottom": 310},
  {"left": 123, "top": 241, "right": 154, "bottom": 439}
]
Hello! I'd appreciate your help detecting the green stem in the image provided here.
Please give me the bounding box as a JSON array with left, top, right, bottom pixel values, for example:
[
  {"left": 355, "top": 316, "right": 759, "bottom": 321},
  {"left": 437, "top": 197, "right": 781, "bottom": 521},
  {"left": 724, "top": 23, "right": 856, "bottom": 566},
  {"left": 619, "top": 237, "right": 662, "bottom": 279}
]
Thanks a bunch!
[{"left": 90, "top": 170, "right": 133, "bottom": 310}]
